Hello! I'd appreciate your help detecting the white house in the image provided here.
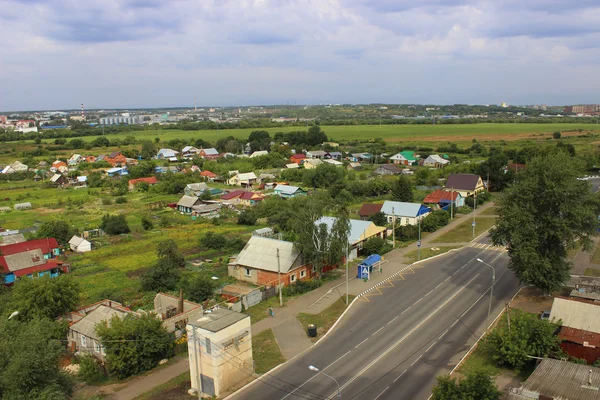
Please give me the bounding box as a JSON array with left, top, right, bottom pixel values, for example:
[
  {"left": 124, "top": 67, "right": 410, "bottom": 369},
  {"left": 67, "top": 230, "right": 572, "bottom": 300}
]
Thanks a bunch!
[
  {"left": 389, "top": 153, "right": 410, "bottom": 165},
  {"left": 69, "top": 235, "right": 92, "bottom": 252},
  {"left": 68, "top": 154, "right": 85, "bottom": 166},
  {"left": 423, "top": 154, "right": 450, "bottom": 168},
  {"left": 181, "top": 146, "right": 200, "bottom": 158},
  {"left": 9, "top": 161, "right": 28, "bottom": 172},
  {"left": 156, "top": 148, "right": 179, "bottom": 161},
  {"left": 249, "top": 150, "right": 268, "bottom": 158},
  {"left": 227, "top": 172, "right": 257, "bottom": 186},
  {"left": 380, "top": 201, "right": 431, "bottom": 225}
]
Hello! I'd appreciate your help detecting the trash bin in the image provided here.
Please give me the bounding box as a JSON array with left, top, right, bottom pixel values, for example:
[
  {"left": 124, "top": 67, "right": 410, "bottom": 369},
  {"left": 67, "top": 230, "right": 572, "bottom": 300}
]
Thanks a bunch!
[{"left": 307, "top": 324, "right": 317, "bottom": 338}]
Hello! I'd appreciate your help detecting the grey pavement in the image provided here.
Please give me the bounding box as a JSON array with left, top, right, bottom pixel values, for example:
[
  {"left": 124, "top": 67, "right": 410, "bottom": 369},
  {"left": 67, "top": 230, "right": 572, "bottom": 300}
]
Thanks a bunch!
[
  {"left": 272, "top": 317, "right": 313, "bottom": 360},
  {"left": 571, "top": 236, "right": 600, "bottom": 275}
]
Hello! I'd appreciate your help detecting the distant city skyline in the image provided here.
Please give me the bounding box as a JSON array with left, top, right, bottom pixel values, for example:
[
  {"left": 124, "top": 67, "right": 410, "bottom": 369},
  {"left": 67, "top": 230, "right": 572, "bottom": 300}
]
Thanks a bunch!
[{"left": 2, "top": 0, "right": 599, "bottom": 112}]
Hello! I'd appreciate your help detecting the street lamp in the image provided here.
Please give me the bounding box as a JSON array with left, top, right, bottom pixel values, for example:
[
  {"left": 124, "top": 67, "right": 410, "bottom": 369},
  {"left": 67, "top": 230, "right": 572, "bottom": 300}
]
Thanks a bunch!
[
  {"left": 476, "top": 258, "right": 496, "bottom": 330},
  {"left": 308, "top": 365, "right": 341, "bottom": 400},
  {"left": 8, "top": 311, "right": 19, "bottom": 320}
]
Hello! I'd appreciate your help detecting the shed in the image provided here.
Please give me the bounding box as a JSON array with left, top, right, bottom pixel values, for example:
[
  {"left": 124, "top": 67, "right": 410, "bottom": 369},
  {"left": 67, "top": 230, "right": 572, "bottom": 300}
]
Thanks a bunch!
[
  {"left": 69, "top": 235, "right": 92, "bottom": 252},
  {"left": 0, "top": 207, "right": 12, "bottom": 213},
  {"left": 14, "top": 202, "right": 32, "bottom": 210}
]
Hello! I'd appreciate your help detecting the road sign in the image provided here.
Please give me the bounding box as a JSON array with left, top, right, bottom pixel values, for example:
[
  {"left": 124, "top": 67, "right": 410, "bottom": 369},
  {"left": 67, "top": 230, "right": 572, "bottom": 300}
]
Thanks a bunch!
[
  {"left": 360, "top": 266, "right": 370, "bottom": 280},
  {"left": 472, "top": 221, "right": 476, "bottom": 227},
  {"left": 417, "top": 240, "right": 421, "bottom": 247}
]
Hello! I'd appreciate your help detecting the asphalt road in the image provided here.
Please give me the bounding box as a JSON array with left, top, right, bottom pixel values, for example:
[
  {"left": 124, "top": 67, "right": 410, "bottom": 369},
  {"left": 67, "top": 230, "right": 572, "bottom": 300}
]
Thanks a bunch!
[{"left": 227, "top": 241, "right": 520, "bottom": 400}]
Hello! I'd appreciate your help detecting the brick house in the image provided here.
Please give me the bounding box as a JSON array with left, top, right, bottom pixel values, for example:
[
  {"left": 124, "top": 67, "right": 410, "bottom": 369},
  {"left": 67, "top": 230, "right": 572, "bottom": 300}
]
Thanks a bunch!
[
  {"left": 106, "top": 151, "right": 127, "bottom": 167},
  {"left": 128, "top": 176, "right": 159, "bottom": 191},
  {"left": 228, "top": 237, "right": 312, "bottom": 287},
  {"left": 290, "top": 153, "right": 307, "bottom": 164}
]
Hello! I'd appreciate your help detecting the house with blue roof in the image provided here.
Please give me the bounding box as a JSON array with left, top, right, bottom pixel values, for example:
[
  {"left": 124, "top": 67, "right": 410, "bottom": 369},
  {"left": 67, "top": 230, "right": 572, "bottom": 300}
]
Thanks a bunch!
[
  {"left": 380, "top": 201, "right": 431, "bottom": 225},
  {"left": 274, "top": 184, "right": 307, "bottom": 199},
  {"left": 105, "top": 167, "right": 128, "bottom": 177}
]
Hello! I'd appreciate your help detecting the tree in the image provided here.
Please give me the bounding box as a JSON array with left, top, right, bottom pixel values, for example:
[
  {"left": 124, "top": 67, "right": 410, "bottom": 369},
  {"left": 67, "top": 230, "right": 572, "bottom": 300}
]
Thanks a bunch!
[
  {"left": 9, "top": 275, "right": 80, "bottom": 321},
  {"left": 421, "top": 210, "right": 450, "bottom": 232},
  {"left": 200, "top": 232, "right": 228, "bottom": 250},
  {"left": 391, "top": 176, "right": 413, "bottom": 202},
  {"left": 477, "top": 148, "right": 513, "bottom": 192},
  {"left": 141, "top": 240, "right": 185, "bottom": 292},
  {"left": 553, "top": 131, "right": 561, "bottom": 139},
  {"left": 200, "top": 189, "right": 212, "bottom": 201},
  {"left": 37, "top": 220, "right": 73, "bottom": 245},
  {"left": 432, "top": 370, "right": 501, "bottom": 400},
  {"left": 237, "top": 210, "right": 258, "bottom": 225},
  {"left": 141, "top": 215, "right": 153, "bottom": 231},
  {"left": 96, "top": 313, "right": 174, "bottom": 380},
  {"left": 100, "top": 214, "right": 130, "bottom": 235},
  {"left": 362, "top": 236, "right": 384, "bottom": 255},
  {"left": 141, "top": 140, "right": 156, "bottom": 159},
  {"left": 491, "top": 153, "right": 600, "bottom": 293},
  {"left": 368, "top": 212, "right": 388, "bottom": 227},
  {"left": 182, "top": 275, "right": 216, "bottom": 303}
]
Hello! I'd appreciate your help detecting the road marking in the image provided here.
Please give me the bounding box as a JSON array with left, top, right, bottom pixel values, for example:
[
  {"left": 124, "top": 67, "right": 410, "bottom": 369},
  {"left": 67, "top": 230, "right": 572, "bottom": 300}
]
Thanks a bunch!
[
  {"left": 372, "top": 326, "right": 384, "bottom": 337},
  {"left": 435, "top": 282, "right": 443, "bottom": 289},
  {"left": 413, "top": 297, "right": 423, "bottom": 305},
  {"left": 387, "top": 316, "right": 399, "bottom": 325},
  {"left": 444, "top": 276, "right": 451, "bottom": 282},
  {"left": 410, "top": 355, "right": 423, "bottom": 367},
  {"left": 374, "top": 386, "right": 389, "bottom": 400},
  {"left": 355, "top": 338, "right": 369, "bottom": 349},
  {"left": 425, "top": 289, "right": 434, "bottom": 297},
  {"left": 453, "top": 270, "right": 459, "bottom": 275},
  {"left": 393, "top": 370, "right": 407, "bottom": 383},
  {"left": 439, "top": 329, "right": 449, "bottom": 340},
  {"left": 331, "top": 274, "right": 480, "bottom": 398},
  {"left": 425, "top": 342, "right": 436, "bottom": 353},
  {"left": 400, "top": 306, "right": 411, "bottom": 315},
  {"left": 279, "top": 350, "right": 351, "bottom": 400},
  {"left": 450, "top": 319, "right": 459, "bottom": 328}
]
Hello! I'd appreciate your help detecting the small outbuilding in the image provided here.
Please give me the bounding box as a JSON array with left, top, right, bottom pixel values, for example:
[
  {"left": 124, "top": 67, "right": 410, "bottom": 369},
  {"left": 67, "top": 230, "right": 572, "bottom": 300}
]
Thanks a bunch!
[
  {"left": 13, "top": 202, "right": 32, "bottom": 211},
  {"left": 357, "top": 254, "right": 383, "bottom": 280},
  {"left": 69, "top": 235, "right": 92, "bottom": 253}
]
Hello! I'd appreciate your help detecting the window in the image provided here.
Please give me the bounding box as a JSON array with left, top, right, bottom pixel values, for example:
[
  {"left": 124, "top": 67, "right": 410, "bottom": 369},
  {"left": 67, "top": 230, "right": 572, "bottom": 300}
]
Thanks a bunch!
[
  {"left": 101, "top": 345, "right": 106, "bottom": 356},
  {"left": 81, "top": 335, "right": 87, "bottom": 347},
  {"left": 312, "top": 265, "right": 316, "bottom": 272},
  {"left": 300, "top": 270, "right": 306, "bottom": 278},
  {"left": 205, "top": 338, "right": 212, "bottom": 355},
  {"left": 290, "top": 274, "right": 296, "bottom": 283},
  {"left": 405, "top": 218, "right": 409, "bottom": 225},
  {"left": 94, "top": 340, "right": 101, "bottom": 353},
  {"left": 244, "top": 268, "right": 251, "bottom": 277}
]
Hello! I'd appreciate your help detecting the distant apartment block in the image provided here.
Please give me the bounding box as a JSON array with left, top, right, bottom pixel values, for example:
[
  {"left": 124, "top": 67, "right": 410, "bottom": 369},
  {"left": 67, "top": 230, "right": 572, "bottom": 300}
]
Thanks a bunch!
[
  {"left": 100, "top": 116, "right": 142, "bottom": 125},
  {"left": 564, "top": 104, "right": 600, "bottom": 114}
]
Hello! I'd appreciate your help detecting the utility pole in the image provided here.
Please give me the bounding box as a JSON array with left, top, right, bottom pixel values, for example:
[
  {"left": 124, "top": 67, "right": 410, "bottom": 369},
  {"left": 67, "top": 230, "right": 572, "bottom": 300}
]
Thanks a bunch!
[
  {"left": 418, "top": 216, "right": 421, "bottom": 261},
  {"left": 505, "top": 301, "right": 511, "bottom": 331},
  {"left": 472, "top": 192, "right": 477, "bottom": 239},
  {"left": 392, "top": 207, "right": 395, "bottom": 248},
  {"left": 277, "top": 248, "right": 283, "bottom": 307},
  {"left": 345, "top": 245, "right": 349, "bottom": 306},
  {"left": 450, "top": 187, "right": 454, "bottom": 220}
]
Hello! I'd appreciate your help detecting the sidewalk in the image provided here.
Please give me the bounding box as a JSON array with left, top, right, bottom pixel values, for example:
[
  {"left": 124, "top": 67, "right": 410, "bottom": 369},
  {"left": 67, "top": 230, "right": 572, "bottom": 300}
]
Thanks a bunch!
[{"left": 104, "top": 201, "right": 496, "bottom": 400}]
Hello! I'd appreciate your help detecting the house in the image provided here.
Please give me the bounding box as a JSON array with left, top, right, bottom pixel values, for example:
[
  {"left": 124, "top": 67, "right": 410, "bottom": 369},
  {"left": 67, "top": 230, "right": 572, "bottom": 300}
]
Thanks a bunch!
[
  {"left": 315, "top": 217, "right": 387, "bottom": 261},
  {"left": 106, "top": 151, "right": 127, "bottom": 167},
  {"left": 96, "top": 154, "right": 106, "bottom": 162},
  {"left": 187, "top": 308, "right": 252, "bottom": 398},
  {"left": 198, "top": 148, "right": 220, "bottom": 159},
  {"left": 128, "top": 176, "right": 159, "bottom": 191},
  {"left": 389, "top": 152, "right": 412, "bottom": 165},
  {"left": 181, "top": 146, "right": 199, "bottom": 158},
  {"left": 229, "top": 236, "right": 311, "bottom": 286},
  {"left": 8, "top": 161, "right": 28, "bottom": 172},
  {"left": 285, "top": 163, "right": 299, "bottom": 169},
  {"left": 249, "top": 150, "right": 268, "bottom": 158},
  {"left": 290, "top": 154, "right": 307, "bottom": 164},
  {"left": 156, "top": 148, "right": 179, "bottom": 161},
  {"left": 274, "top": 184, "right": 307, "bottom": 199},
  {"left": 191, "top": 203, "right": 221, "bottom": 218},
  {"left": 252, "top": 227, "right": 274, "bottom": 238},
  {"left": 380, "top": 201, "right": 431, "bottom": 225},
  {"left": 508, "top": 358, "right": 600, "bottom": 400},
  {"left": 373, "top": 164, "right": 402, "bottom": 176},
  {"left": 75, "top": 176, "right": 88, "bottom": 188},
  {"left": 258, "top": 173, "right": 276, "bottom": 183},
  {"left": 323, "top": 159, "right": 343, "bottom": 167},
  {"left": 227, "top": 172, "right": 257, "bottom": 187},
  {"left": 219, "top": 190, "right": 264, "bottom": 206},
  {"left": 68, "top": 301, "right": 133, "bottom": 362},
  {"left": 303, "top": 159, "right": 322, "bottom": 169},
  {"left": 358, "top": 203, "right": 384, "bottom": 220},
  {"left": 85, "top": 155, "right": 96, "bottom": 163},
  {"left": 0, "top": 233, "right": 25, "bottom": 246},
  {"left": 329, "top": 151, "right": 343, "bottom": 160},
  {"left": 52, "top": 160, "right": 67, "bottom": 170},
  {"left": 50, "top": 174, "right": 67, "bottom": 187},
  {"left": 14, "top": 202, "right": 32, "bottom": 210},
  {"left": 105, "top": 167, "right": 128, "bottom": 177},
  {"left": 177, "top": 195, "right": 202, "bottom": 214},
  {"left": 184, "top": 182, "right": 209, "bottom": 197},
  {"left": 69, "top": 235, "right": 92, "bottom": 252},
  {"left": 68, "top": 154, "right": 84, "bottom": 166},
  {"left": 306, "top": 150, "right": 329, "bottom": 159},
  {"left": 0, "top": 238, "right": 67, "bottom": 284},
  {"left": 549, "top": 297, "right": 600, "bottom": 364},
  {"left": 200, "top": 170, "right": 218, "bottom": 181},
  {"left": 154, "top": 292, "right": 202, "bottom": 334},
  {"left": 422, "top": 154, "right": 450, "bottom": 168},
  {"left": 349, "top": 153, "right": 372, "bottom": 162},
  {"left": 347, "top": 162, "right": 362, "bottom": 171},
  {"left": 58, "top": 165, "right": 69, "bottom": 174},
  {"left": 422, "top": 189, "right": 464, "bottom": 210},
  {"left": 444, "top": 173, "right": 485, "bottom": 197}
]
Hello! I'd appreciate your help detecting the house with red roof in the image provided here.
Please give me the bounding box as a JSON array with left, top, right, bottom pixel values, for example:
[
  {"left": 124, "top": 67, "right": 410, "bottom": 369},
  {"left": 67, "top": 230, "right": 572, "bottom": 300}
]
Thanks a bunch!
[
  {"left": 0, "top": 238, "right": 68, "bottom": 284},
  {"left": 128, "top": 176, "right": 159, "bottom": 191},
  {"left": 358, "top": 203, "right": 383, "bottom": 220},
  {"left": 422, "top": 189, "right": 464, "bottom": 210},
  {"left": 290, "top": 153, "right": 307, "bottom": 165},
  {"left": 200, "top": 170, "right": 218, "bottom": 181},
  {"left": 106, "top": 151, "right": 127, "bottom": 167},
  {"left": 220, "top": 190, "right": 264, "bottom": 206}
]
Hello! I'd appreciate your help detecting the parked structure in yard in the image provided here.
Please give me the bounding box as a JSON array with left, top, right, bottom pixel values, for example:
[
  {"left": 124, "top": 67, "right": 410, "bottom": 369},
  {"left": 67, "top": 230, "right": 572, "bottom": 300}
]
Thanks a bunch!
[
  {"left": 373, "top": 164, "right": 402, "bottom": 176},
  {"left": 380, "top": 201, "right": 431, "bottom": 225},
  {"left": 227, "top": 172, "right": 258, "bottom": 187},
  {"left": 177, "top": 195, "right": 202, "bottom": 214},
  {"left": 422, "top": 189, "right": 464, "bottom": 210},
  {"left": 315, "top": 216, "right": 386, "bottom": 260},
  {"left": 444, "top": 173, "right": 485, "bottom": 197},
  {"left": 128, "top": 176, "right": 159, "bottom": 191},
  {"left": 229, "top": 236, "right": 311, "bottom": 286},
  {"left": 154, "top": 292, "right": 202, "bottom": 335},
  {"left": 0, "top": 238, "right": 68, "bottom": 284},
  {"left": 508, "top": 358, "right": 600, "bottom": 400},
  {"left": 422, "top": 154, "right": 450, "bottom": 168},
  {"left": 69, "top": 235, "right": 92, "bottom": 252},
  {"left": 187, "top": 308, "right": 252, "bottom": 398},
  {"left": 273, "top": 184, "right": 307, "bottom": 199}
]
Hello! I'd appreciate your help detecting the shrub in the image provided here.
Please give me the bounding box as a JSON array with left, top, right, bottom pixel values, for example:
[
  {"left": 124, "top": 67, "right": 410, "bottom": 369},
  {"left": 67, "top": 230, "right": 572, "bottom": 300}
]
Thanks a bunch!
[
  {"left": 100, "top": 214, "right": 130, "bottom": 235},
  {"left": 101, "top": 198, "right": 113, "bottom": 206},
  {"left": 421, "top": 210, "right": 450, "bottom": 232},
  {"left": 282, "top": 279, "right": 322, "bottom": 296},
  {"left": 455, "top": 206, "right": 472, "bottom": 214},
  {"left": 200, "top": 232, "right": 228, "bottom": 250},
  {"left": 362, "top": 237, "right": 385, "bottom": 255},
  {"left": 115, "top": 196, "right": 127, "bottom": 204},
  {"left": 77, "top": 356, "right": 106, "bottom": 384},
  {"left": 141, "top": 216, "right": 153, "bottom": 231},
  {"left": 237, "top": 210, "right": 258, "bottom": 226},
  {"left": 395, "top": 225, "right": 419, "bottom": 241},
  {"left": 553, "top": 131, "right": 561, "bottom": 139},
  {"left": 182, "top": 275, "right": 216, "bottom": 303}
]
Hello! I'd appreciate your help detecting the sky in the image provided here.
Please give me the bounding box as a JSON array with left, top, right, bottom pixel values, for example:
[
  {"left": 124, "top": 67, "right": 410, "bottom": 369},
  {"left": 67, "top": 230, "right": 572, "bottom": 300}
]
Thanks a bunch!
[{"left": 1, "top": 0, "right": 600, "bottom": 111}]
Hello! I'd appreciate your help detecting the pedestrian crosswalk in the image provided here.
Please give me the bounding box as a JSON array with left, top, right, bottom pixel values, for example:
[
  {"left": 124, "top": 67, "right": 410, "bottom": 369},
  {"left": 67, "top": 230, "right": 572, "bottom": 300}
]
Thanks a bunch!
[{"left": 469, "top": 242, "right": 508, "bottom": 252}]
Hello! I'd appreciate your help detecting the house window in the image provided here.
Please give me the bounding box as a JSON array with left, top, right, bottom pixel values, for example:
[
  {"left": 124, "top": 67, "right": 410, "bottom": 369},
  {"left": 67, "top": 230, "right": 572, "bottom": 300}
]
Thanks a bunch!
[
  {"left": 81, "top": 335, "right": 87, "bottom": 348},
  {"left": 245, "top": 268, "right": 251, "bottom": 277},
  {"left": 300, "top": 270, "right": 306, "bottom": 278},
  {"left": 94, "top": 340, "right": 101, "bottom": 353},
  {"left": 101, "top": 345, "right": 106, "bottom": 356},
  {"left": 405, "top": 218, "right": 409, "bottom": 225},
  {"left": 290, "top": 274, "right": 297, "bottom": 283},
  {"left": 312, "top": 265, "right": 316, "bottom": 273},
  {"left": 205, "top": 338, "right": 212, "bottom": 355}
]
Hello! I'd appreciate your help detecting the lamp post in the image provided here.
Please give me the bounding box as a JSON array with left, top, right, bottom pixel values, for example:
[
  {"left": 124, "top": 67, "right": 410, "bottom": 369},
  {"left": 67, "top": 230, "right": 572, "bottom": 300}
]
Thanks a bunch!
[
  {"left": 8, "top": 311, "right": 18, "bottom": 320},
  {"left": 472, "top": 193, "right": 477, "bottom": 239},
  {"left": 308, "top": 365, "right": 341, "bottom": 400},
  {"left": 418, "top": 216, "right": 422, "bottom": 261},
  {"left": 476, "top": 258, "right": 496, "bottom": 330}
]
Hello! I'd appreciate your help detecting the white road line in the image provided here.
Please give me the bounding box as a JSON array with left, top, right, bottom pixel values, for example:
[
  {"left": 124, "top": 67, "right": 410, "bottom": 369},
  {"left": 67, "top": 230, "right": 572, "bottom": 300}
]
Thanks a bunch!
[
  {"left": 355, "top": 338, "right": 369, "bottom": 349},
  {"left": 425, "top": 342, "right": 436, "bottom": 353},
  {"left": 374, "top": 386, "right": 389, "bottom": 400},
  {"left": 439, "top": 329, "right": 449, "bottom": 340},
  {"left": 410, "top": 355, "right": 423, "bottom": 367},
  {"left": 393, "top": 370, "right": 407, "bottom": 383},
  {"left": 450, "top": 319, "right": 459, "bottom": 328},
  {"left": 372, "top": 326, "right": 385, "bottom": 337},
  {"left": 413, "top": 297, "right": 423, "bottom": 305},
  {"left": 388, "top": 316, "right": 399, "bottom": 325},
  {"left": 485, "top": 244, "right": 492, "bottom": 250},
  {"left": 330, "top": 274, "right": 480, "bottom": 398},
  {"left": 435, "top": 282, "right": 443, "bottom": 289},
  {"left": 279, "top": 350, "right": 351, "bottom": 400},
  {"left": 400, "top": 306, "right": 411, "bottom": 315},
  {"left": 453, "top": 270, "right": 459, "bottom": 275},
  {"left": 445, "top": 276, "right": 451, "bottom": 282},
  {"left": 425, "top": 289, "right": 434, "bottom": 297}
]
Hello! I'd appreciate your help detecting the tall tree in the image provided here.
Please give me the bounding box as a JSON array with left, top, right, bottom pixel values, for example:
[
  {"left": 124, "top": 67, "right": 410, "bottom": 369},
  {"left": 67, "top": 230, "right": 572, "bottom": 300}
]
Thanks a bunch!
[
  {"left": 141, "top": 240, "right": 185, "bottom": 292},
  {"left": 8, "top": 275, "right": 80, "bottom": 321},
  {"left": 491, "top": 153, "right": 600, "bottom": 293},
  {"left": 432, "top": 371, "right": 501, "bottom": 400},
  {"left": 391, "top": 175, "right": 413, "bottom": 202},
  {"left": 37, "top": 220, "right": 73, "bottom": 245}
]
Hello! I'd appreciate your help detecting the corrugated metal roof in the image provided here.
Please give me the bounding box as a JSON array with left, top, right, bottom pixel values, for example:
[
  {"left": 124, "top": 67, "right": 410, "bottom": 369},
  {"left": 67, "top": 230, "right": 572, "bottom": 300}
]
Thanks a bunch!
[
  {"left": 516, "top": 358, "right": 600, "bottom": 400},
  {"left": 381, "top": 201, "right": 427, "bottom": 218},
  {"left": 275, "top": 184, "right": 301, "bottom": 195},
  {"left": 315, "top": 217, "right": 382, "bottom": 245},
  {"left": 235, "top": 236, "right": 300, "bottom": 273},
  {"left": 0, "top": 233, "right": 25, "bottom": 246},
  {"left": 550, "top": 297, "right": 600, "bottom": 333},
  {"left": 70, "top": 305, "right": 131, "bottom": 340},
  {"left": 4, "top": 249, "right": 45, "bottom": 271},
  {"left": 177, "top": 195, "right": 200, "bottom": 208},
  {"left": 559, "top": 326, "right": 600, "bottom": 347},
  {"left": 358, "top": 203, "right": 383, "bottom": 217}
]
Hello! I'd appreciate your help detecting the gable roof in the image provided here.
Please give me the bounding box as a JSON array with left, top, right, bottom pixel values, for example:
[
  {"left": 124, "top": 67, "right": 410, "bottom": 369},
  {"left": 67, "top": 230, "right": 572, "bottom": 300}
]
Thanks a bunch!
[
  {"left": 201, "top": 148, "right": 219, "bottom": 156},
  {"left": 240, "top": 191, "right": 264, "bottom": 201},
  {"left": 177, "top": 195, "right": 201, "bottom": 208},
  {"left": 0, "top": 238, "right": 59, "bottom": 256},
  {"left": 128, "top": 177, "right": 158, "bottom": 185},
  {"left": 285, "top": 163, "right": 299, "bottom": 169},
  {"left": 0, "top": 233, "right": 26, "bottom": 246},
  {"left": 550, "top": 296, "right": 600, "bottom": 333},
  {"left": 200, "top": 170, "right": 217, "bottom": 178},
  {"left": 50, "top": 174, "right": 64, "bottom": 182},
  {"left": 291, "top": 154, "right": 306, "bottom": 160},
  {"left": 426, "top": 154, "right": 449, "bottom": 164},
  {"left": 234, "top": 172, "right": 257, "bottom": 181},
  {"left": 423, "top": 189, "right": 460, "bottom": 203},
  {"left": 375, "top": 164, "right": 402, "bottom": 173},
  {"left": 181, "top": 146, "right": 198, "bottom": 153},
  {"left": 400, "top": 150, "right": 416, "bottom": 161},
  {"left": 69, "top": 235, "right": 90, "bottom": 247},
  {"left": 220, "top": 190, "right": 245, "bottom": 200},
  {"left": 186, "top": 182, "right": 208, "bottom": 191},
  {"left": 108, "top": 151, "right": 123, "bottom": 158},
  {"left": 315, "top": 217, "right": 379, "bottom": 245},
  {"left": 444, "top": 173, "right": 482, "bottom": 191},
  {"left": 308, "top": 150, "right": 327, "bottom": 156},
  {"left": 304, "top": 159, "right": 322, "bottom": 166},
  {"left": 250, "top": 150, "right": 268, "bottom": 158},
  {"left": 2, "top": 249, "right": 45, "bottom": 272},
  {"left": 235, "top": 236, "right": 301, "bottom": 273},
  {"left": 381, "top": 201, "right": 428, "bottom": 218},
  {"left": 157, "top": 148, "right": 178, "bottom": 158},
  {"left": 70, "top": 305, "right": 131, "bottom": 341},
  {"left": 358, "top": 203, "right": 383, "bottom": 218},
  {"left": 274, "top": 184, "right": 303, "bottom": 195}
]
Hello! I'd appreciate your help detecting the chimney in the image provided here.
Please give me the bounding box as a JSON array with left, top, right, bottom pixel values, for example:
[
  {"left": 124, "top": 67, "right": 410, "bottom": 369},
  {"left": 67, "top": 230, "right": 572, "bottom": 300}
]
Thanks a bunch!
[{"left": 177, "top": 288, "right": 184, "bottom": 314}]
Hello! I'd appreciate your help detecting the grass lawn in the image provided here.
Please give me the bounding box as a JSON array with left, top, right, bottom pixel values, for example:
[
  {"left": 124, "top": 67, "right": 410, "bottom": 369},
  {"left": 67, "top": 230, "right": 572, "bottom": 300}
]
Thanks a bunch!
[
  {"left": 566, "top": 245, "right": 581, "bottom": 261},
  {"left": 591, "top": 243, "right": 600, "bottom": 264},
  {"left": 297, "top": 296, "right": 355, "bottom": 342},
  {"left": 584, "top": 268, "right": 600, "bottom": 277},
  {"left": 132, "top": 372, "right": 190, "bottom": 400},
  {"left": 404, "top": 246, "right": 461, "bottom": 264},
  {"left": 252, "top": 329, "right": 286, "bottom": 375},
  {"left": 478, "top": 207, "right": 498, "bottom": 216},
  {"left": 244, "top": 296, "right": 289, "bottom": 324},
  {"left": 432, "top": 217, "right": 496, "bottom": 243}
]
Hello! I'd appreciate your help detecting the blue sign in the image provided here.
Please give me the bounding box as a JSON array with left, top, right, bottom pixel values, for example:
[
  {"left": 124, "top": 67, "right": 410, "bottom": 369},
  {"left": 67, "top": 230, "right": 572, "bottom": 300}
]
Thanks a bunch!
[
  {"left": 417, "top": 241, "right": 421, "bottom": 247},
  {"left": 472, "top": 221, "right": 476, "bottom": 227},
  {"left": 361, "top": 266, "right": 370, "bottom": 279}
]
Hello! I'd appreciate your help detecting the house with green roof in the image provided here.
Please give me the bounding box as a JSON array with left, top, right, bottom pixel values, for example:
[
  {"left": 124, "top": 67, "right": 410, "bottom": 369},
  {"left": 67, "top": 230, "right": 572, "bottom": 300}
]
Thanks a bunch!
[{"left": 389, "top": 151, "right": 418, "bottom": 166}]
